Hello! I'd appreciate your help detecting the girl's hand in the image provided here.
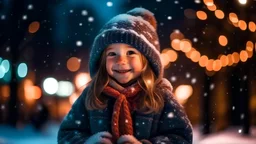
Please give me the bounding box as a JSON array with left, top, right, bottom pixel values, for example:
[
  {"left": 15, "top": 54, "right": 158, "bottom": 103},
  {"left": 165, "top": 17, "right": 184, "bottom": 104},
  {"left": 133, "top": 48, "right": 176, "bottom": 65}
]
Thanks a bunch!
[
  {"left": 85, "top": 131, "right": 113, "bottom": 144},
  {"left": 117, "top": 135, "right": 142, "bottom": 144}
]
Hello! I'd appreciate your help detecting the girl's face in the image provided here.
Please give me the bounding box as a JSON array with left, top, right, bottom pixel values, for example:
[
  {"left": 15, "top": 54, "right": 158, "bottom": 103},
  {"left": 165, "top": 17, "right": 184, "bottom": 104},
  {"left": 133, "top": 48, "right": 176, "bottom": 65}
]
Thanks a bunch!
[{"left": 105, "top": 43, "right": 143, "bottom": 84}]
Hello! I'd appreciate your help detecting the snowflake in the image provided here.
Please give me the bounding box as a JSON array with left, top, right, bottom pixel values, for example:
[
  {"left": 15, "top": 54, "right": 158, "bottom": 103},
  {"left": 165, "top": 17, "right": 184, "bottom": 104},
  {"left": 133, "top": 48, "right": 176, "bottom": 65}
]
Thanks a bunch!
[
  {"left": 81, "top": 10, "right": 88, "bottom": 16},
  {"left": 98, "top": 120, "right": 102, "bottom": 124},
  {"left": 76, "top": 41, "right": 83, "bottom": 47},
  {"left": 167, "top": 112, "right": 174, "bottom": 118},
  {"left": 125, "top": 119, "right": 128, "bottom": 123},
  {"left": 69, "top": 9, "right": 73, "bottom": 13},
  {"left": 79, "top": 23, "right": 82, "bottom": 26},
  {"left": 238, "top": 129, "right": 242, "bottom": 133},
  {"left": 204, "top": 92, "right": 207, "bottom": 97},
  {"left": 240, "top": 113, "right": 244, "bottom": 119},
  {"left": 22, "top": 15, "right": 27, "bottom": 20},
  {"left": 191, "top": 78, "right": 197, "bottom": 84},
  {"left": 210, "top": 84, "right": 215, "bottom": 90},
  {"left": 243, "top": 75, "right": 247, "bottom": 80},
  {"left": 186, "top": 72, "right": 190, "bottom": 78},
  {"left": 1, "top": 105, "right": 5, "bottom": 110},
  {"left": 193, "top": 37, "right": 198, "bottom": 42},
  {"left": 194, "top": 0, "right": 201, "bottom": 4},
  {"left": 174, "top": 0, "right": 179, "bottom": 4},
  {"left": 6, "top": 47, "right": 10, "bottom": 52},
  {"left": 106, "top": 2, "right": 113, "bottom": 7},
  {"left": 28, "top": 4, "right": 33, "bottom": 10},
  {"left": 156, "top": 0, "right": 161, "bottom": 2},
  {"left": 88, "top": 17, "right": 94, "bottom": 22},
  {"left": 167, "top": 16, "right": 172, "bottom": 20},
  {"left": 142, "top": 122, "right": 145, "bottom": 125},
  {"left": 232, "top": 106, "right": 235, "bottom": 110},
  {"left": 1, "top": 15, "right": 6, "bottom": 20},
  {"left": 75, "top": 120, "right": 81, "bottom": 125},
  {"left": 170, "top": 76, "right": 177, "bottom": 82},
  {"left": 37, "top": 104, "right": 42, "bottom": 111}
]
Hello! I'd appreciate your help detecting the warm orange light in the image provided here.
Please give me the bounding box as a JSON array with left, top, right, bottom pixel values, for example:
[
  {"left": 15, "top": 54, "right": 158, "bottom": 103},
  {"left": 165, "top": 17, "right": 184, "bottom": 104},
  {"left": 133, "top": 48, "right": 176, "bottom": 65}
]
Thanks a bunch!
[
  {"left": 218, "top": 35, "right": 228, "bottom": 46},
  {"left": 185, "top": 47, "right": 195, "bottom": 58},
  {"left": 67, "top": 57, "right": 81, "bottom": 72},
  {"left": 227, "top": 54, "right": 234, "bottom": 66},
  {"left": 170, "top": 31, "right": 184, "bottom": 40},
  {"left": 232, "top": 52, "right": 240, "bottom": 63},
  {"left": 196, "top": 11, "right": 207, "bottom": 20},
  {"left": 229, "top": 13, "right": 238, "bottom": 23},
  {"left": 190, "top": 50, "right": 201, "bottom": 62},
  {"left": 180, "top": 39, "right": 192, "bottom": 52},
  {"left": 220, "top": 55, "right": 228, "bottom": 67},
  {"left": 174, "top": 85, "right": 193, "bottom": 105},
  {"left": 166, "top": 50, "right": 178, "bottom": 62},
  {"left": 74, "top": 72, "right": 91, "bottom": 89},
  {"left": 25, "top": 86, "right": 42, "bottom": 100},
  {"left": 203, "top": 0, "right": 214, "bottom": 6},
  {"left": 171, "top": 39, "right": 181, "bottom": 51},
  {"left": 69, "top": 92, "right": 79, "bottom": 105},
  {"left": 207, "top": 4, "right": 217, "bottom": 11},
  {"left": 246, "top": 49, "right": 253, "bottom": 58},
  {"left": 240, "top": 50, "right": 248, "bottom": 62},
  {"left": 238, "top": 20, "right": 247, "bottom": 30},
  {"left": 213, "top": 60, "right": 222, "bottom": 71},
  {"left": 160, "top": 53, "right": 170, "bottom": 68},
  {"left": 215, "top": 10, "right": 224, "bottom": 19},
  {"left": 199, "top": 55, "right": 208, "bottom": 67},
  {"left": 206, "top": 59, "right": 214, "bottom": 71},
  {"left": 248, "top": 21, "right": 256, "bottom": 32},
  {"left": 246, "top": 41, "right": 254, "bottom": 52},
  {"left": 1, "top": 85, "right": 10, "bottom": 98},
  {"left": 28, "top": 21, "right": 40, "bottom": 33}
]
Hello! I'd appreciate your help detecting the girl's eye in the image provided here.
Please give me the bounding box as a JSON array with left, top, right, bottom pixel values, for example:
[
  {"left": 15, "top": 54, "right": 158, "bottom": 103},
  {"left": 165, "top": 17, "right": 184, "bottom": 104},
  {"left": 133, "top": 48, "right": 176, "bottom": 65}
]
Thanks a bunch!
[
  {"left": 127, "top": 50, "right": 136, "bottom": 55},
  {"left": 107, "top": 52, "right": 116, "bottom": 56}
]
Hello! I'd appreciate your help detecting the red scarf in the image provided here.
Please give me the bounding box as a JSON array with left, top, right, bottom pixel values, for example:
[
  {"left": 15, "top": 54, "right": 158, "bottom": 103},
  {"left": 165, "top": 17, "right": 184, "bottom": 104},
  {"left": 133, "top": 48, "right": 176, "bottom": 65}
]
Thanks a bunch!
[{"left": 102, "top": 80, "right": 142, "bottom": 141}]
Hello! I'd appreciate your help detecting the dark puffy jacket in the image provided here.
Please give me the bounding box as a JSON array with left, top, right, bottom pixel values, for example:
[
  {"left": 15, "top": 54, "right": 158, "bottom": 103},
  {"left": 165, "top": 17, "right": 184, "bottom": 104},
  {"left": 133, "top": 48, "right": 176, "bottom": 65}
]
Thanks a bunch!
[{"left": 58, "top": 84, "right": 193, "bottom": 144}]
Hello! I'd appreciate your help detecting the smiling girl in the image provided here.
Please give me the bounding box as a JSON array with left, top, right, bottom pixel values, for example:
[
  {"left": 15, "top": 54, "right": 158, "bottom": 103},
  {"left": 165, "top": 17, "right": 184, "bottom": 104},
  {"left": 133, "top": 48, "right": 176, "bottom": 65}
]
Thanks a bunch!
[{"left": 58, "top": 7, "right": 193, "bottom": 144}]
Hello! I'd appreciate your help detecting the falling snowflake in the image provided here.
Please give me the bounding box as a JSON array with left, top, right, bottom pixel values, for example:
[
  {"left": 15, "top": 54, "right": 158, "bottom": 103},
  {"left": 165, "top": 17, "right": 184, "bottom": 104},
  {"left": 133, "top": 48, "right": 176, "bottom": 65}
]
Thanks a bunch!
[
  {"left": 22, "top": 15, "right": 27, "bottom": 20},
  {"left": 204, "top": 92, "right": 207, "bottom": 97},
  {"left": 37, "top": 104, "right": 42, "bottom": 111},
  {"left": 243, "top": 75, "right": 247, "bottom": 80},
  {"left": 186, "top": 72, "right": 191, "bottom": 78},
  {"left": 156, "top": 0, "right": 162, "bottom": 2},
  {"left": 170, "top": 76, "right": 177, "bottom": 82},
  {"left": 6, "top": 47, "right": 10, "bottom": 52},
  {"left": 28, "top": 4, "right": 33, "bottom": 10},
  {"left": 106, "top": 2, "right": 113, "bottom": 7},
  {"left": 75, "top": 120, "right": 81, "bottom": 125},
  {"left": 1, "top": 15, "right": 6, "bottom": 20},
  {"left": 69, "top": 9, "right": 74, "bottom": 13},
  {"left": 232, "top": 106, "right": 235, "bottom": 110},
  {"left": 88, "top": 17, "right": 94, "bottom": 22},
  {"left": 210, "top": 83, "right": 215, "bottom": 90},
  {"left": 193, "top": 37, "right": 198, "bottom": 42},
  {"left": 191, "top": 78, "right": 197, "bottom": 84},
  {"left": 194, "top": 0, "right": 201, "bottom": 4},
  {"left": 125, "top": 119, "right": 128, "bottom": 123},
  {"left": 1, "top": 105, "right": 5, "bottom": 110},
  {"left": 167, "top": 112, "right": 174, "bottom": 118},
  {"left": 76, "top": 41, "right": 83, "bottom": 47},
  {"left": 174, "top": 0, "right": 179, "bottom": 4},
  {"left": 240, "top": 113, "right": 244, "bottom": 119},
  {"left": 79, "top": 23, "right": 82, "bottom": 26},
  {"left": 167, "top": 16, "right": 172, "bottom": 20},
  {"left": 81, "top": 10, "right": 88, "bottom": 16},
  {"left": 98, "top": 120, "right": 102, "bottom": 124},
  {"left": 238, "top": 129, "right": 242, "bottom": 133}
]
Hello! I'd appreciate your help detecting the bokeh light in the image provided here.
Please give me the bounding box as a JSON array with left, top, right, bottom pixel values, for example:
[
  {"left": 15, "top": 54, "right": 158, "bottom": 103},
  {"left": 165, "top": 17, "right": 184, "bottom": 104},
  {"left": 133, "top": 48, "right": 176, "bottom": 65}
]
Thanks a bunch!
[{"left": 43, "top": 77, "right": 58, "bottom": 95}]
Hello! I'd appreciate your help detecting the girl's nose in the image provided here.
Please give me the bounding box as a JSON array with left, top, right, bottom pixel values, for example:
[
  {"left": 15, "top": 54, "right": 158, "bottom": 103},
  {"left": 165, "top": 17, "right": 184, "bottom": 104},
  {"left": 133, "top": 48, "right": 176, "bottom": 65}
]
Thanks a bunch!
[{"left": 116, "top": 55, "right": 127, "bottom": 64}]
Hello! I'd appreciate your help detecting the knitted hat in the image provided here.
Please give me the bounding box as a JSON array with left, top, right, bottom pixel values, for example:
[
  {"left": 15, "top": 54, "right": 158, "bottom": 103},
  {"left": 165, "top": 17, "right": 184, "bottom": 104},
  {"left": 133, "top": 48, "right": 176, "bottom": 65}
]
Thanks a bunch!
[{"left": 89, "top": 7, "right": 163, "bottom": 79}]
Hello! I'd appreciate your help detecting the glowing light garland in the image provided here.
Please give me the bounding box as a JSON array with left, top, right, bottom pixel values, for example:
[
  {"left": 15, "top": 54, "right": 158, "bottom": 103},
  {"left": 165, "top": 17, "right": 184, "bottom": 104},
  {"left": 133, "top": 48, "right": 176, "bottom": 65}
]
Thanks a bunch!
[{"left": 167, "top": 0, "right": 255, "bottom": 72}]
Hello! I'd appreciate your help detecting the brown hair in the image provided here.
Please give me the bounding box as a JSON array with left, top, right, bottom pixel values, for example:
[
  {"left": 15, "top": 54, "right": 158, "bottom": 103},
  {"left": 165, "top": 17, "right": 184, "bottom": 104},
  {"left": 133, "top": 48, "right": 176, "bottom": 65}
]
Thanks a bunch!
[{"left": 85, "top": 49, "right": 164, "bottom": 113}]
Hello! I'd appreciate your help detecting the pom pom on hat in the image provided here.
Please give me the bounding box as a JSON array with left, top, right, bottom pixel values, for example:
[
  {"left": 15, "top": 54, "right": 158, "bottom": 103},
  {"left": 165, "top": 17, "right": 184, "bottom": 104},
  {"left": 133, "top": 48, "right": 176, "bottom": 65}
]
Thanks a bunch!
[{"left": 126, "top": 7, "right": 157, "bottom": 30}]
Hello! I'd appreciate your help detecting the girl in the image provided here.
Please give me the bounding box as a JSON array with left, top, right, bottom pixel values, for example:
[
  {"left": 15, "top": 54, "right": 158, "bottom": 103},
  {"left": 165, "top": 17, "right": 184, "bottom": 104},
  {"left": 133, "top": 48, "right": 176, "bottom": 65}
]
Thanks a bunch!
[{"left": 58, "top": 7, "right": 193, "bottom": 144}]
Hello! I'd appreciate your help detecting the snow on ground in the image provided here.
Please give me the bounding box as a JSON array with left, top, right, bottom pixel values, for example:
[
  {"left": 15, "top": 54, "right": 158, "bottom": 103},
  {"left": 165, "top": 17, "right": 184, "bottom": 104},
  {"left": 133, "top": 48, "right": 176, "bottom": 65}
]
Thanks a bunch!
[{"left": 0, "top": 123, "right": 256, "bottom": 144}]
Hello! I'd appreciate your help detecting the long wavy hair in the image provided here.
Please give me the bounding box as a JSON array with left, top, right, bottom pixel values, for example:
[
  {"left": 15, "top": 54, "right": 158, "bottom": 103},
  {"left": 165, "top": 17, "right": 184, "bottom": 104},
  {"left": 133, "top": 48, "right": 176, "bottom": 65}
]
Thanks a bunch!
[{"left": 85, "top": 49, "right": 164, "bottom": 114}]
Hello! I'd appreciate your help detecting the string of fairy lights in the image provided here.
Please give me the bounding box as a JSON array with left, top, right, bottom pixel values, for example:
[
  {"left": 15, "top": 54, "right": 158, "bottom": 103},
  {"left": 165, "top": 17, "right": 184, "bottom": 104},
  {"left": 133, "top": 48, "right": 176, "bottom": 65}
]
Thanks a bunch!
[{"left": 161, "top": 0, "right": 256, "bottom": 72}]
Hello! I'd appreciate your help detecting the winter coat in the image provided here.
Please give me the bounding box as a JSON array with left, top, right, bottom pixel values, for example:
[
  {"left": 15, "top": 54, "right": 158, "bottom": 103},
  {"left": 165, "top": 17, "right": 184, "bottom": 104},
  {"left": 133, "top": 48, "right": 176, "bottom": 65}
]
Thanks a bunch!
[{"left": 58, "top": 84, "right": 193, "bottom": 144}]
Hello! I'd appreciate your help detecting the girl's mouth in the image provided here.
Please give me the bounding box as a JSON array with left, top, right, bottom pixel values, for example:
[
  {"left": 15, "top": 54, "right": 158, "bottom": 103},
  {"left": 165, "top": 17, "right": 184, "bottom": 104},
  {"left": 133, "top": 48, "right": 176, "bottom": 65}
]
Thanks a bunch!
[{"left": 114, "top": 69, "right": 132, "bottom": 73}]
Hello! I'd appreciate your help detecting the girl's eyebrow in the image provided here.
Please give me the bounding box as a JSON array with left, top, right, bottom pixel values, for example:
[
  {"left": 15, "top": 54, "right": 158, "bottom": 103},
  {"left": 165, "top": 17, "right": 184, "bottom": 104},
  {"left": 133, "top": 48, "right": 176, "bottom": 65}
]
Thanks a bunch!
[{"left": 106, "top": 47, "right": 113, "bottom": 51}]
